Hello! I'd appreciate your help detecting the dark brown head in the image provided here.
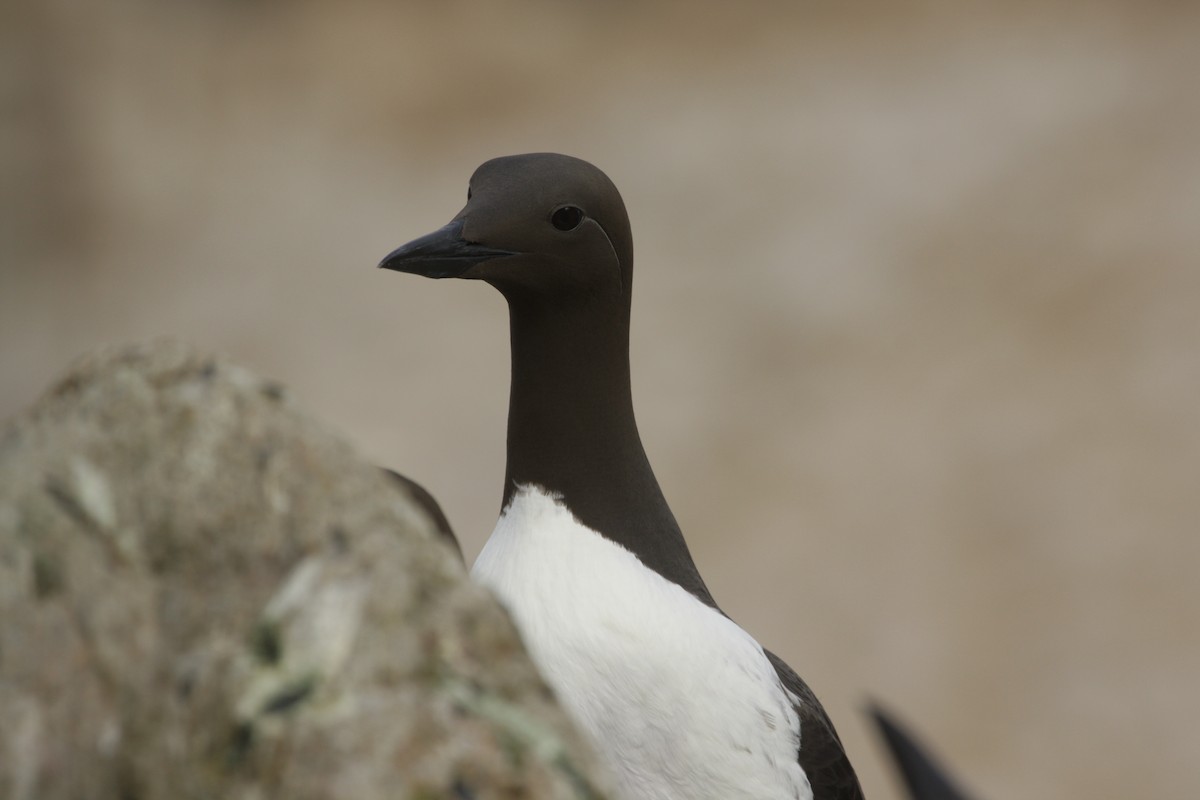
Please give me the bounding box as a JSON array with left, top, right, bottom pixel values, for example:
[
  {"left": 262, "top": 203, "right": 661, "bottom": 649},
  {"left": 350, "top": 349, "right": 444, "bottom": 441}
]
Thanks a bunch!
[{"left": 379, "top": 153, "right": 633, "bottom": 307}]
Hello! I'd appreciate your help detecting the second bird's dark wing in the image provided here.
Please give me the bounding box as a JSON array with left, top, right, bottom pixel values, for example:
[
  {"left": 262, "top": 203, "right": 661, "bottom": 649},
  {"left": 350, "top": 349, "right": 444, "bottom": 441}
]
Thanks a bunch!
[{"left": 869, "top": 703, "right": 975, "bottom": 800}]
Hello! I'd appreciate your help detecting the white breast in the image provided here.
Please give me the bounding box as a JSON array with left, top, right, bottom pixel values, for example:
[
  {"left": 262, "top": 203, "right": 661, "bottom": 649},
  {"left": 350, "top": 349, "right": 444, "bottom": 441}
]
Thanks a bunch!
[{"left": 471, "top": 485, "right": 812, "bottom": 800}]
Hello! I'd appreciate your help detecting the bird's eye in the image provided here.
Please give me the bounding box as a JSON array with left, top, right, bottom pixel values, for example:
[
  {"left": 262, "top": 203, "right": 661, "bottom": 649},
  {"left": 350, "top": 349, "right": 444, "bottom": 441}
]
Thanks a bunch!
[
  {"left": 551, "top": 205, "right": 584, "bottom": 232},
  {"left": 467, "top": 186, "right": 473, "bottom": 201}
]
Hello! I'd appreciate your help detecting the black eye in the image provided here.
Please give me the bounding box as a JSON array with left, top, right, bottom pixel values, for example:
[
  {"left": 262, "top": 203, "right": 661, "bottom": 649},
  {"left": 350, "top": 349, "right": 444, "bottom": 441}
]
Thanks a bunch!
[
  {"left": 467, "top": 186, "right": 473, "bottom": 201},
  {"left": 551, "top": 205, "right": 584, "bottom": 232}
]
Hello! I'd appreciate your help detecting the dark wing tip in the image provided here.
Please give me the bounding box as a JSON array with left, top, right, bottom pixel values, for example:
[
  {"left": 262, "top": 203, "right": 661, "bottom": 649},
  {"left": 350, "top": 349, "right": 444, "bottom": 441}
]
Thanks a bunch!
[
  {"left": 380, "top": 468, "right": 463, "bottom": 563},
  {"left": 867, "top": 701, "right": 977, "bottom": 800}
]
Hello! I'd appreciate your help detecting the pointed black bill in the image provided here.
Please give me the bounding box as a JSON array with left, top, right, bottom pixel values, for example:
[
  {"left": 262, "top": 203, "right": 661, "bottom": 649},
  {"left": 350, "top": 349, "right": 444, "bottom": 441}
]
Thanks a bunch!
[{"left": 378, "top": 219, "right": 516, "bottom": 279}]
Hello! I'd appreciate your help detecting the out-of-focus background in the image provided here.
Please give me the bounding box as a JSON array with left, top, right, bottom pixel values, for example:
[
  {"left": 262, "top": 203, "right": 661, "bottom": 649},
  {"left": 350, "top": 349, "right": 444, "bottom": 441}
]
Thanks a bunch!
[{"left": 3, "top": 1, "right": 1198, "bottom": 796}]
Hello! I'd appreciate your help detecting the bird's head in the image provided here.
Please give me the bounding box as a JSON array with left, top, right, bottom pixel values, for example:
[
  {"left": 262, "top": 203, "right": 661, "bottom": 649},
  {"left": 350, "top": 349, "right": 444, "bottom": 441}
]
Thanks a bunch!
[{"left": 379, "top": 153, "right": 633, "bottom": 306}]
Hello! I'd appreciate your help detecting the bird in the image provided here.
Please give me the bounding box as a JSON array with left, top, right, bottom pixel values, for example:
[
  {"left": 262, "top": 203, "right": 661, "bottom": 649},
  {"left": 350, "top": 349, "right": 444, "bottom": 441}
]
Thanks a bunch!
[{"left": 378, "top": 152, "right": 863, "bottom": 800}]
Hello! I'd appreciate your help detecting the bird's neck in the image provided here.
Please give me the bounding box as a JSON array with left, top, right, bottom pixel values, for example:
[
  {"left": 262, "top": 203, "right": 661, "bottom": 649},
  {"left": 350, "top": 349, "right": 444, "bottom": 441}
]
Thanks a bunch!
[{"left": 500, "top": 295, "right": 716, "bottom": 607}]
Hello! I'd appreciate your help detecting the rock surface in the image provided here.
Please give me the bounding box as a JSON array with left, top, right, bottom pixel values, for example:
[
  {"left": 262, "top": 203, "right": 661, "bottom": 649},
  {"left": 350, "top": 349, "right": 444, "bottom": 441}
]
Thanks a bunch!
[{"left": 0, "top": 340, "right": 608, "bottom": 800}]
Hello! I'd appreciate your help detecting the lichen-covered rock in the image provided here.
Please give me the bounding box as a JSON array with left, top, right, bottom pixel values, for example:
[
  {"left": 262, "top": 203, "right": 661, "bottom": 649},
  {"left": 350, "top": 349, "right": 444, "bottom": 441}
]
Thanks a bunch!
[{"left": 0, "top": 340, "right": 608, "bottom": 800}]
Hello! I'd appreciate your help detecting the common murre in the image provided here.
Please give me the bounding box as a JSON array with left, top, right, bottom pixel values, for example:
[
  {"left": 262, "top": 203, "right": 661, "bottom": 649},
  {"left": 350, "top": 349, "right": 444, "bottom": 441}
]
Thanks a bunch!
[{"left": 379, "top": 153, "right": 863, "bottom": 800}]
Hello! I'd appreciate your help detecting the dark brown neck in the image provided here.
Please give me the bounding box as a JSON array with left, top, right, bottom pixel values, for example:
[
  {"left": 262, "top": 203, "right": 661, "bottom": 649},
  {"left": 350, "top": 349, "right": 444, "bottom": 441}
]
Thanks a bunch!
[{"left": 500, "top": 292, "right": 716, "bottom": 607}]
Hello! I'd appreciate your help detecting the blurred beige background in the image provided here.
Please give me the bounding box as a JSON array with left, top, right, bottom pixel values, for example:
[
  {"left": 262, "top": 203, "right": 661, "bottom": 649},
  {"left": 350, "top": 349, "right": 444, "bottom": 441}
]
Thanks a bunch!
[{"left": 3, "top": 1, "right": 1198, "bottom": 796}]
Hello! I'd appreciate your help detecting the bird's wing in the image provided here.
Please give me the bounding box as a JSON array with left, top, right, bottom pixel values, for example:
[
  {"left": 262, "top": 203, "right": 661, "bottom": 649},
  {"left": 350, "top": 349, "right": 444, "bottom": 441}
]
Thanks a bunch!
[
  {"left": 868, "top": 703, "right": 975, "bottom": 800},
  {"left": 764, "top": 649, "right": 865, "bottom": 800},
  {"left": 380, "top": 468, "right": 463, "bottom": 562}
]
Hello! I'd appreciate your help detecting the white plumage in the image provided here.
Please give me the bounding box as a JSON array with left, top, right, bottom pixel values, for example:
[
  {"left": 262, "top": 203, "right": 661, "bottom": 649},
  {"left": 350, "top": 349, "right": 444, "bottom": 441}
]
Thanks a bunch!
[{"left": 472, "top": 484, "right": 813, "bottom": 800}]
